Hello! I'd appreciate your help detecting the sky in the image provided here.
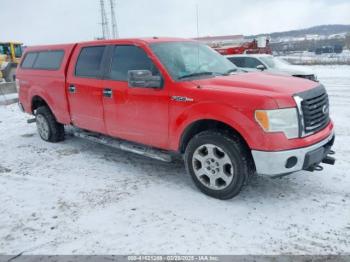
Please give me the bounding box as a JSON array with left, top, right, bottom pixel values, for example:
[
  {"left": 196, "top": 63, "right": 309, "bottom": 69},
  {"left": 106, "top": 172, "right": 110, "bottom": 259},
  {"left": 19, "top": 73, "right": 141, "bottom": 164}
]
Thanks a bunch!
[{"left": 2, "top": 0, "right": 350, "bottom": 45}]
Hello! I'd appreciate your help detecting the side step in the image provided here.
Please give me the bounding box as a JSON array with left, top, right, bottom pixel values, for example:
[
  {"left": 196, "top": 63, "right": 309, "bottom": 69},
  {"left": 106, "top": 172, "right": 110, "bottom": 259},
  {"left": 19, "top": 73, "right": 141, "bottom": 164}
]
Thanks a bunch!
[{"left": 70, "top": 128, "right": 173, "bottom": 162}]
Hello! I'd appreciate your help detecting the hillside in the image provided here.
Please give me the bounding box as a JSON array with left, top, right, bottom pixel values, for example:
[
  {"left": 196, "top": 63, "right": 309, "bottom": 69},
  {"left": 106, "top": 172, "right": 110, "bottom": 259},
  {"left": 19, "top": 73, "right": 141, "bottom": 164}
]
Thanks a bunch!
[{"left": 248, "top": 24, "right": 350, "bottom": 39}]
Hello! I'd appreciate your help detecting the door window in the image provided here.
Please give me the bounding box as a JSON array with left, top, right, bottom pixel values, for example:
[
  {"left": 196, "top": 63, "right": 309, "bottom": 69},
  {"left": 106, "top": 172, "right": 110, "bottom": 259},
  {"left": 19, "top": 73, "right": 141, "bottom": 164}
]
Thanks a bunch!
[
  {"left": 75, "top": 46, "right": 106, "bottom": 78},
  {"left": 108, "top": 45, "right": 159, "bottom": 81},
  {"left": 228, "top": 57, "right": 245, "bottom": 67},
  {"left": 14, "top": 44, "right": 23, "bottom": 58},
  {"left": 242, "top": 57, "right": 264, "bottom": 68}
]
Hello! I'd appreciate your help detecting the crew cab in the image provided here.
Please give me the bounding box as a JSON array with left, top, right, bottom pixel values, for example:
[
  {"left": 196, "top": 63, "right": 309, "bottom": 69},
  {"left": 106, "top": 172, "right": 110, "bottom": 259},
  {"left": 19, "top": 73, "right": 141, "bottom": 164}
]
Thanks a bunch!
[{"left": 16, "top": 38, "right": 335, "bottom": 199}]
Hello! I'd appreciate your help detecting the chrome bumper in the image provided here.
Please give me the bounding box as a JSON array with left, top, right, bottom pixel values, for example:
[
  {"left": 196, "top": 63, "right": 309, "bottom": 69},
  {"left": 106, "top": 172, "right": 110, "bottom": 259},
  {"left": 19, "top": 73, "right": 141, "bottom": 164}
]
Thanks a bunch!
[{"left": 251, "top": 132, "right": 335, "bottom": 176}]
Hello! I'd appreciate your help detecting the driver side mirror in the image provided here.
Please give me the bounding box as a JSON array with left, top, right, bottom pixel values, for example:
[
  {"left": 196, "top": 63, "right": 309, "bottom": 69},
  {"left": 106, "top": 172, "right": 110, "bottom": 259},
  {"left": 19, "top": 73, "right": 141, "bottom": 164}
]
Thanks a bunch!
[
  {"left": 128, "top": 70, "right": 162, "bottom": 89},
  {"left": 256, "top": 65, "right": 266, "bottom": 71}
]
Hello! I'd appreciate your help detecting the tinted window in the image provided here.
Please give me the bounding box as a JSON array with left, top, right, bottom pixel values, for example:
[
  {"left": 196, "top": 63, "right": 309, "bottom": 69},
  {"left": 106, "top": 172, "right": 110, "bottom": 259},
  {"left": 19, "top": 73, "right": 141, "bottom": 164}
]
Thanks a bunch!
[
  {"left": 75, "top": 46, "right": 106, "bottom": 78},
  {"left": 228, "top": 57, "right": 264, "bottom": 68},
  {"left": 243, "top": 57, "right": 264, "bottom": 68},
  {"left": 21, "top": 52, "right": 38, "bottom": 68},
  {"left": 109, "top": 45, "right": 159, "bottom": 81},
  {"left": 228, "top": 57, "right": 245, "bottom": 67},
  {"left": 33, "top": 51, "right": 64, "bottom": 70},
  {"left": 14, "top": 44, "right": 23, "bottom": 58}
]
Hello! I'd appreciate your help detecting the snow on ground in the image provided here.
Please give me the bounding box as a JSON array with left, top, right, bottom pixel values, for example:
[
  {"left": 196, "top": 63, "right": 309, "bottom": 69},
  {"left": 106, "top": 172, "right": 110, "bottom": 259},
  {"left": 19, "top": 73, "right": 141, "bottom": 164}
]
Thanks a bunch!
[
  {"left": 0, "top": 93, "right": 18, "bottom": 105},
  {"left": 280, "top": 51, "right": 350, "bottom": 65},
  {"left": 0, "top": 66, "right": 350, "bottom": 255}
]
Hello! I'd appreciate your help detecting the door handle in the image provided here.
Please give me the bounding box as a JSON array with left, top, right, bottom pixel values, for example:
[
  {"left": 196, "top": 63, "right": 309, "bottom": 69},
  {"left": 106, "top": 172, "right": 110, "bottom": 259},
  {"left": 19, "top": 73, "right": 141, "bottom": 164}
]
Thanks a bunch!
[
  {"left": 68, "top": 85, "right": 76, "bottom": 94},
  {"left": 103, "top": 88, "right": 113, "bottom": 98}
]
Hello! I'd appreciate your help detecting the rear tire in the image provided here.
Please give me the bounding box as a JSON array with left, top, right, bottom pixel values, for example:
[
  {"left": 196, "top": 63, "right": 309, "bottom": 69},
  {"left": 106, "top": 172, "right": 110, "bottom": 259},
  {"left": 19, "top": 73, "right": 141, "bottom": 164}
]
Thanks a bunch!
[
  {"left": 35, "top": 106, "right": 65, "bottom": 142},
  {"left": 184, "top": 130, "right": 253, "bottom": 200}
]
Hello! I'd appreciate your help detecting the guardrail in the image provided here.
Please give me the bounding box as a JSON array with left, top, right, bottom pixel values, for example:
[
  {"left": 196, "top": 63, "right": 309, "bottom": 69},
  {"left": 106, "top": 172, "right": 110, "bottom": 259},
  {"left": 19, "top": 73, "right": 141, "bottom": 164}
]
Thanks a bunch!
[{"left": 0, "top": 82, "right": 18, "bottom": 105}]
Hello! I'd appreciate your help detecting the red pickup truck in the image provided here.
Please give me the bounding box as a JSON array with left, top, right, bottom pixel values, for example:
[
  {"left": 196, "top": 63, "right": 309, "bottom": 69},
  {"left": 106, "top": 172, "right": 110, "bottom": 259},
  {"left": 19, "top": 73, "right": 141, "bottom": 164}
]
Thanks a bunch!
[{"left": 16, "top": 38, "right": 335, "bottom": 199}]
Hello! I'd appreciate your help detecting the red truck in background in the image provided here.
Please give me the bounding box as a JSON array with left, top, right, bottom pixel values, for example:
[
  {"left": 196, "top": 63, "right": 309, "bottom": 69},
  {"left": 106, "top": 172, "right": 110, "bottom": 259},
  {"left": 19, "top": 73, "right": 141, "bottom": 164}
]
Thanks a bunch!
[
  {"left": 194, "top": 35, "right": 272, "bottom": 56},
  {"left": 16, "top": 38, "right": 335, "bottom": 199},
  {"left": 214, "top": 38, "right": 272, "bottom": 56}
]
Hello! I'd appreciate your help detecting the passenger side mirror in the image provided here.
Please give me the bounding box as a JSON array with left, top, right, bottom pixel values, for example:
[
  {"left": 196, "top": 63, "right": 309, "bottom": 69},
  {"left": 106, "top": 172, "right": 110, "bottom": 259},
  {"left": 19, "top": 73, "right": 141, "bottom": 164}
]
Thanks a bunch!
[
  {"left": 128, "top": 70, "right": 162, "bottom": 88},
  {"left": 256, "top": 65, "right": 266, "bottom": 71}
]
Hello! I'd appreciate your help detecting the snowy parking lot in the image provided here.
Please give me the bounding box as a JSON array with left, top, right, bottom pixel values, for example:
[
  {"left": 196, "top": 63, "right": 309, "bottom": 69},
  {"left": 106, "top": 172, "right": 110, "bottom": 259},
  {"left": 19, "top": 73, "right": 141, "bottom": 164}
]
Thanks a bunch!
[{"left": 0, "top": 65, "right": 350, "bottom": 255}]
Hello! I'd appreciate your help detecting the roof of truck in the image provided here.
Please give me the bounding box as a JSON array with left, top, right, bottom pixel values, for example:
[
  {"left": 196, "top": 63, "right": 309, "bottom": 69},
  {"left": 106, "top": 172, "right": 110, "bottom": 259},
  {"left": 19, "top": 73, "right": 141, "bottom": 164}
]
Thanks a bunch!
[
  {"left": 24, "top": 37, "right": 193, "bottom": 51},
  {"left": 81, "top": 37, "right": 192, "bottom": 44},
  {"left": 0, "top": 41, "right": 23, "bottom": 45},
  {"left": 100, "top": 37, "right": 192, "bottom": 44}
]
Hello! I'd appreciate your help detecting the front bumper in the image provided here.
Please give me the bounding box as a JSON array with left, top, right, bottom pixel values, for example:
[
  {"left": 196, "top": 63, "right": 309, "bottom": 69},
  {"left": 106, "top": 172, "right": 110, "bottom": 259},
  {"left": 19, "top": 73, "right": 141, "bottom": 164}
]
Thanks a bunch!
[{"left": 252, "top": 132, "right": 335, "bottom": 176}]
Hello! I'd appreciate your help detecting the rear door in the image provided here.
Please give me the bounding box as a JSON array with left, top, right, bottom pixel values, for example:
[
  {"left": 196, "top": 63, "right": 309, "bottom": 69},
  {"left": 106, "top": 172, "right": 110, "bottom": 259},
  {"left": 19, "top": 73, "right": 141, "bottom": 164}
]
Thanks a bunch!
[
  {"left": 102, "top": 44, "right": 169, "bottom": 149},
  {"left": 66, "top": 45, "right": 108, "bottom": 133}
]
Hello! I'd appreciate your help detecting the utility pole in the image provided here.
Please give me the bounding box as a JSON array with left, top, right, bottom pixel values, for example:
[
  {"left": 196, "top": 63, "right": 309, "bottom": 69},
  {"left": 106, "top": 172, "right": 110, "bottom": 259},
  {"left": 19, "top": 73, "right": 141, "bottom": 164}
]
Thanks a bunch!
[
  {"left": 100, "top": 0, "right": 110, "bottom": 39},
  {"left": 110, "top": 0, "right": 119, "bottom": 39}
]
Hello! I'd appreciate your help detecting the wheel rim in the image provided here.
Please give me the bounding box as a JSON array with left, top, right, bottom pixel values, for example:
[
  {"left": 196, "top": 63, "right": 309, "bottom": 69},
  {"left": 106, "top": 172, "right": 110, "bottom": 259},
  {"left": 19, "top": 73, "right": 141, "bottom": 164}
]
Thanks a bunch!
[
  {"left": 36, "top": 114, "right": 50, "bottom": 140},
  {"left": 192, "top": 144, "right": 235, "bottom": 190}
]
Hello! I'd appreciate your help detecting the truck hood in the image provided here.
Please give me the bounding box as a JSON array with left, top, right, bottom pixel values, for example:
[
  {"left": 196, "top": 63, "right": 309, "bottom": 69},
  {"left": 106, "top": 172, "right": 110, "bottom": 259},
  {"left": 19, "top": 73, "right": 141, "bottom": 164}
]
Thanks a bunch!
[
  {"left": 268, "top": 64, "right": 314, "bottom": 76},
  {"left": 192, "top": 72, "right": 318, "bottom": 96}
]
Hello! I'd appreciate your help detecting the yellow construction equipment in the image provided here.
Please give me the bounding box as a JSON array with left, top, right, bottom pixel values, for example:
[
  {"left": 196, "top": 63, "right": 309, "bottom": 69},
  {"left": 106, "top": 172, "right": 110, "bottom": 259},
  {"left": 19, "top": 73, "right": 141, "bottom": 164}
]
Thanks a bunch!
[{"left": 0, "top": 42, "right": 23, "bottom": 82}]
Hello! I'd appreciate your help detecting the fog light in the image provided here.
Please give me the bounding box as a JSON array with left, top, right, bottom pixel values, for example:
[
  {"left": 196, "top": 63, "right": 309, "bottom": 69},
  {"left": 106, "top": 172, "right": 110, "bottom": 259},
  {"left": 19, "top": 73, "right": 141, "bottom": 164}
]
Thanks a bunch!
[{"left": 285, "top": 156, "right": 298, "bottom": 168}]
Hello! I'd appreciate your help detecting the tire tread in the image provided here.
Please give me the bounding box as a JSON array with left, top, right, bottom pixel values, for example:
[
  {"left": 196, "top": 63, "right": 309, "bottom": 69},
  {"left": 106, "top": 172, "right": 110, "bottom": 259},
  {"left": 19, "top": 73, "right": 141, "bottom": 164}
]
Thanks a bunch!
[
  {"left": 36, "top": 106, "right": 65, "bottom": 142},
  {"left": 185, "top": 129, "right": 254, "bottom": 199}
]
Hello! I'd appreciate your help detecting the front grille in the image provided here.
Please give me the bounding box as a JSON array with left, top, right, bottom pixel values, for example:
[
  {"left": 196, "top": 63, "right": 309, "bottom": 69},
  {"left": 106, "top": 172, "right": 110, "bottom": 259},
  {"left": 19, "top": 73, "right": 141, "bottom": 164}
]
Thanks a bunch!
[{"left": 295, "top": 85, "right": 330, "bottom": 136}]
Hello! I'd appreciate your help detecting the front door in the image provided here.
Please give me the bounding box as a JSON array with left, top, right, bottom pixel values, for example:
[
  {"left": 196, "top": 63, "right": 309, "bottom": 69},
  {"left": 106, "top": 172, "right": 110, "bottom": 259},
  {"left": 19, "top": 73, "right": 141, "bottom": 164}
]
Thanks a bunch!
[{"left": 102, "top": 45, "right": 169, "bottom": 149}]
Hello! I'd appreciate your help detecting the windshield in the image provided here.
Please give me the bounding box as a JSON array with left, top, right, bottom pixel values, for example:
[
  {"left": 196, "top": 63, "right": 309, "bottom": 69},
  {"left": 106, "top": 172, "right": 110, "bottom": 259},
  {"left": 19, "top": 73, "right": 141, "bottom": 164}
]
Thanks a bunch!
[
  {"left": 150, "top": 41, "right": 237, "bottom": 80},
  {"left": 259, "top": 56, "right": 291, "bottom": 69},
  {"left": 14, "top": 44, "right": 23, "bottom": 58}
]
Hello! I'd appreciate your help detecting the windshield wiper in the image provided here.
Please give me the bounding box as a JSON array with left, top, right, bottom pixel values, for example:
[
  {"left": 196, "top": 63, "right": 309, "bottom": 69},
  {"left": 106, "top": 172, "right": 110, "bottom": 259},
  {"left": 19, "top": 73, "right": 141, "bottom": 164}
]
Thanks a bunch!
[{"left": 178, "top": 71, "right": 215, "bottom": 80}]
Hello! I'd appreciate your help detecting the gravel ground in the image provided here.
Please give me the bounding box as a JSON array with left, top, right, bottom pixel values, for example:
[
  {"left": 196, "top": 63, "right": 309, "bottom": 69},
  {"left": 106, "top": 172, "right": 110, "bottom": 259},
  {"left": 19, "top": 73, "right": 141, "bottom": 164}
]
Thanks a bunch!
[{"left": 0, "top": 65, "right": 349, "bottom": 255}]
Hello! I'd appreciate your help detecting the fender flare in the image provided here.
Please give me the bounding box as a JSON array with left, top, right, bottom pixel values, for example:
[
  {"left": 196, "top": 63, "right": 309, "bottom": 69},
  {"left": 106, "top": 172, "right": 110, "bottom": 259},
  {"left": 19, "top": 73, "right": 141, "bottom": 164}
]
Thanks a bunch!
[
  {"left": 171, "top": 102, "right": 263, "bottom": 151},
  {"left": 28, "top": 87, "right": 56, "bottom": 116}
]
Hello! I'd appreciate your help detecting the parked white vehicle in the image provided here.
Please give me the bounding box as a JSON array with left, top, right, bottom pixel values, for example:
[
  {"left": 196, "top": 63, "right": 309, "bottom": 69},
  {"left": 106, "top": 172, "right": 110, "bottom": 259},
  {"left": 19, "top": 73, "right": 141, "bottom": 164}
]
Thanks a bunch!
[{"left": 226, "top": 54, "right": 318, "bottom": 81}]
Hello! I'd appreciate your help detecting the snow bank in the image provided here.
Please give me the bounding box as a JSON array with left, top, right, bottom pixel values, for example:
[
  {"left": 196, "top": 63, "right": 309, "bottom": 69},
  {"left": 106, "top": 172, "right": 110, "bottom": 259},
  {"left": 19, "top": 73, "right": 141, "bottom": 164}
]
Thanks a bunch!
[{"left": 0, "top": 66, "right": 349, "bottom": 254}]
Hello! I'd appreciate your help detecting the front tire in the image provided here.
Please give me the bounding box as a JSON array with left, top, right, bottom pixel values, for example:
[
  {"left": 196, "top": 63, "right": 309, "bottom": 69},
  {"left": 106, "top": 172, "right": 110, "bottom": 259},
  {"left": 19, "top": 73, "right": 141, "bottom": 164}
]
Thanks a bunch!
[
  {"left": 35, "top": 106, "right": 65, "bottom": 142},
  {"left": 184, "top": 130, "right": 253, "bottom": 200}
]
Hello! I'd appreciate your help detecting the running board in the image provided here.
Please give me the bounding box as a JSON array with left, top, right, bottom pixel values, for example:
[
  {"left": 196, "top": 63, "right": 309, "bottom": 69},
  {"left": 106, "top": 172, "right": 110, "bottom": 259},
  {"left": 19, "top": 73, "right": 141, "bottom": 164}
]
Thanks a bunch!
[{"left": 70, "top": 128, "right": 173, "bottom": 162}]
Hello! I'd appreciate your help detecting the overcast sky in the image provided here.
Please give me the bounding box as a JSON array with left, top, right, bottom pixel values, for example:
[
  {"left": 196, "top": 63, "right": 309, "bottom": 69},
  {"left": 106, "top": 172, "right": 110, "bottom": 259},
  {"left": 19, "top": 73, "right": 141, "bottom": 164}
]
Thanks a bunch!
[{"left": 3, "top": 0, "right": 350, "bottom": 45}]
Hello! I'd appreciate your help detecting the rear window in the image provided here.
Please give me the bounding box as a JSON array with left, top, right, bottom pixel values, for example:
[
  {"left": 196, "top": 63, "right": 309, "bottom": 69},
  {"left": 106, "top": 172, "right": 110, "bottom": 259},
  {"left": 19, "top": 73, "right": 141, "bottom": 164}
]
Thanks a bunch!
[
  {"left": 33, "top": 51, "right": 64, "bottom": 70},
  {"left": 21, "top": 50, "right": 64, "bottom": 70},
  {"left": 75, "top": 46, "right": 106, "bottom": 78}
]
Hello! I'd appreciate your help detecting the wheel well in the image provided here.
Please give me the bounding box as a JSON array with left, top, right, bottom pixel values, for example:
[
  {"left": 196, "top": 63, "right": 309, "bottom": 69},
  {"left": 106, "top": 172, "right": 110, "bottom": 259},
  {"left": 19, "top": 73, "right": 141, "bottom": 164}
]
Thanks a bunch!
[
  {"left": 179, "top": 119, "right": 250, "bottom": 153},
  {"left": 31, "top": 96, "right": 49, "bottom": 113}
]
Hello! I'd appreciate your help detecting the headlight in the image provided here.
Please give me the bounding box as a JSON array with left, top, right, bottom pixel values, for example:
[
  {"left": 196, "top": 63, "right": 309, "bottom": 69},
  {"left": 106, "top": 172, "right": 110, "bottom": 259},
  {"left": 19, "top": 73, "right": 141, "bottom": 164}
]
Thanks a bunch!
[{"left": 255, "top": 108, "right": 299, "bottom": 139}]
